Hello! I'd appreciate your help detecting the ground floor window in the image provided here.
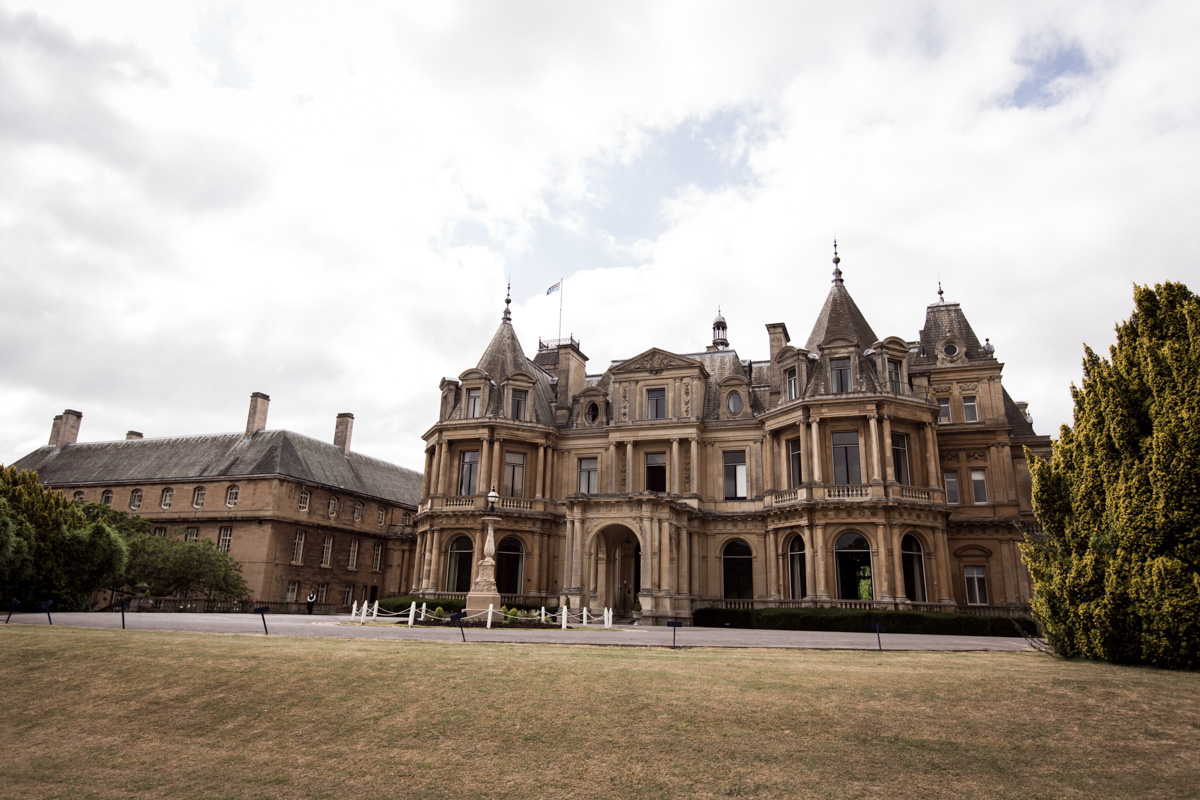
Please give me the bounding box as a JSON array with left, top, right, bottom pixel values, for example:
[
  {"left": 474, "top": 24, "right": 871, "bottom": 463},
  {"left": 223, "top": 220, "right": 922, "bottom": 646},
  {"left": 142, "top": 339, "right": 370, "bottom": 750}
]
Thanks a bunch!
[
  {"left": 286, "top": 581, "right": 299, "bottom": 602},
  {"left": 834, "top": 532, "right": 873, "bottom": 601},
  {"left": 218, "top": 526, "right": 233, "bottom": 553},
  {"left": 341, "top": 586, "right": 353, "bottom": 606},
  {"left": 722, "top": 539, "right": 753, "bottom": 599},
  {"left": 446, "top": 535, "right": 474, "bottom": 592},
  {"left": 965, "top": 565, "right": 989, "bottom": 605},
  {"left": 901, "top": 533, "right": 927, "bottom": 602},
  {"left": 788, "top": 535, "right": 806, "bottom": 599},
  {"left": 497, "top": 536, "right": 524, "bottom": 595},
  {"left": 315, "top": 583, "right": 328, "bottom": 603}
]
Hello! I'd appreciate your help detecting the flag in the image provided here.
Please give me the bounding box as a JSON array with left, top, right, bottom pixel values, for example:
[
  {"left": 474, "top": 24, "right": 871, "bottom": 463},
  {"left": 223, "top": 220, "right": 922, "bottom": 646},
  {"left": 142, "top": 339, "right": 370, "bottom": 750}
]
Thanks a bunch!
[{"left": 546, "top": 281, "right": 561, "bottom": 295}]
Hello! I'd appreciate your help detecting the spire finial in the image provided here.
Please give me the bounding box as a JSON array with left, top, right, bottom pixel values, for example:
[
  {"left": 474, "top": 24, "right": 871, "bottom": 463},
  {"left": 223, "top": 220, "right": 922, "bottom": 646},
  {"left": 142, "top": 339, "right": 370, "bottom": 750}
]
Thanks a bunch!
[
  {"left": 937, "top": 281, "right": 944, "bottom": 303},
  {"left": 831, "top": 239, "right": 843, "bottom": 285},
  {"left": 502, "top": 283, "right": 512, "bottom": 322}
]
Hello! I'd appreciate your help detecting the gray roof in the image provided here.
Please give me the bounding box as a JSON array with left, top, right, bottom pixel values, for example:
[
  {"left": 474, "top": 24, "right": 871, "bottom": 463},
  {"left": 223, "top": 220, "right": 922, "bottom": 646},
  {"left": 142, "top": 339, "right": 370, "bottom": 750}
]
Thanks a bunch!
[
  {"left": 910, "top": 301, "right": 991, "bottom": 366},
  {"left": 805, "top": 280, "right": 878, "bottom": 351},
  {"left": 10, "top": 430, "right": 422, "bottom": 507},
  {"left": 471, "top": 318, "right": 557, "bottom": 426}
]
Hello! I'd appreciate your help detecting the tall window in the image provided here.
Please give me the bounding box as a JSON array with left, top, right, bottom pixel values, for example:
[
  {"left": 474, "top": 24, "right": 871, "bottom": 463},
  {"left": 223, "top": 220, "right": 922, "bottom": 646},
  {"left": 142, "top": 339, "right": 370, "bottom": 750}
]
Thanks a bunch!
[
  {"left": 722, "top": 539, "right": 753, "bottom": 599},
  {"left": 497, "top": 537, "right": 524, "bottom": 595},
  {"left": 971, "top": 469, "right": 988, "bottom": 504},
  {"left": 788, "top": 438, "right": 803, "bottom": 489},
  {"left": 315, "top": 583, "right": 328, "bottom": 603},
  {"left": 723, "top": 451, "right": 747, "bottom": 500},
  {"left": 377, "top": 507, "right": 385, "bottom": 525},
  {"left": 218, "top": 527, "right": 232, "bottom": 553},
  {"left": 830, "top": 358, "right": 852, "bottom": 393},
  {"left": 511, "top": 389, "right": 527, "bottom": 421},
  {"left": 328, "top": 497, "right": 339, "bottom": 517},
  {"left": 963, "top": 396, "right": 979, "bottom": 423},
  {"left": 458, "top": 451, "right": 479, "bottom": 495},
  {"left": 193, "top": 486, "right": 206, "bottom": 508},
  {"left": 185, "top": 527, "right": 199, "bottom": 542},
  {"left": 101, "top": 490, "right": 113, "bottom": 506},
  {"left": 901, "top": 534, "right": 927, "bottom": 602},
  {"left": 152, "top": 526, "right": 167, "bottom": 537},
  {"left": 321, "top": 535, "right": 334, "bottom": 567},
  {"left": 938, "top": 397, "right": 951, "bottom": 423},
  {"left": 292, "top": 531, "right": 305, "bottom": 564},
  {"left": 341, "top": 586, "right": 353, "bottom": 606},
  {"left": 578, "top": 457, "right": 598, "bottom": 494},
  {"left": 891, "top": 433, "right": 911, "bottom": 485},
  {"left": 965, "top": 565, "right": 989, "bottom": 605},
  {"left": 788, "top": 535, "right": 806, "bottom": 599},
  {"left": 225, "top": 485, "right": 239, "bottom": 508},
  {"left": 466, "top": 388, "right": 481, "bottom": 417},
  {"left": 785, "top": 367, "right": 798, "bottom": 401},
  {"left": 832, "top": 431, "right": 861, "bottom": 484},
  {"left": 645, "top": 452, "right": 666, "bottom": 492},
  {"left": 371, "top": 542, "right": 382, "bottom": 571},
  {"left": 503, "top": 452, "right": 526, "bottom": 497},
  {"left": 354, "top": 502, "right": 363, "bottom": 522},
  {"left": 286, "top": 581, "right": 299, "bottom": 603},
  {"left": 888, "top": 359, "right": 903, "bottom": 393},
  {"left": 834, "top": 532, "right": 873, "bottom": 601},
  {"left": 299, "top": 489, "right": 310, "bottom": 511},
  {"left": 944, "top": 471, "right": 961, "bottom": 504},
  {"left": 348, "top": 539, "right": 359, "bottom": 570},
  {"left": 446, "top": 535, "right": 473, "bottom": 592},
  {"left": 128, "top": 488, "right": 142, "bottom": 510},
  {"left": 647, "top": 388, "right": 666, "bottom": 419},
  {"left": 160, "top": 487, "right": 173, "bottom": 509}
]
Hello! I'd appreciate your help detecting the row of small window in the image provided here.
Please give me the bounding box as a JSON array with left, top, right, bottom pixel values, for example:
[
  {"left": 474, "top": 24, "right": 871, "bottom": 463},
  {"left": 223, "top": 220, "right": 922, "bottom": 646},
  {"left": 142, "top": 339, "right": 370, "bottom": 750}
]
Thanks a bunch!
[
  {"left": 463, "top": 388, "right": 528, "bottom": 420},
  {"left": 146, "top": 525, "right": 234, "bottom": 553},
  {"left": 943, "top": 469, "right": 988, "bottom": 505},
  {"left": 284, "top": 582, "right": 375, "bottom": 606},
  {"left": 781, "top": 358, "right": 906, "bottom": 401},
  {"left": 295, "top": 489, "right": 387, "bottom": 525},
  {"left": 456, "top": 450, "right": 529, "bottom": 497},
  {"left": 289, "top": 531, "right": 383, "bottom": 571},
  {"left": 937, "top": 395, "right": 979, "bottom": 424},
  {"left": 85, "top": 485, "right": 242, "bottom": 510}
]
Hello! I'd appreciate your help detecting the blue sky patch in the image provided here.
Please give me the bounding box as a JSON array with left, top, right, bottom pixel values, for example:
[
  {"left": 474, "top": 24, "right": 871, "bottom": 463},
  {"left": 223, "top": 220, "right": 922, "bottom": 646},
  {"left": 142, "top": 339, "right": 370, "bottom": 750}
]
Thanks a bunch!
[{"left": 1012, "top": 38, "right": 1090, "bottom": 109}]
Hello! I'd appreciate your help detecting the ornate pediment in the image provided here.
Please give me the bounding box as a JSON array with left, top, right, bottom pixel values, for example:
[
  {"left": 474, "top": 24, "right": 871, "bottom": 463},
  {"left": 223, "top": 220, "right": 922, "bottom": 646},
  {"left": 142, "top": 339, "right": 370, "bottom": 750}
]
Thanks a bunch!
[{"left": 612, "top": 348, "right": 704, "bottom": 376}]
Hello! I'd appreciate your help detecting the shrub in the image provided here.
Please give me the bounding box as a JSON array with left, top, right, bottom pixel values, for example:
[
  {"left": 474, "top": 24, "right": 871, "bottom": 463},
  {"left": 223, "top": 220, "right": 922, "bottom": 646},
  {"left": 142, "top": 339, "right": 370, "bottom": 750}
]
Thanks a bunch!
[{"left": 693, "top": 607, "right": 1035, "bottom": 637}]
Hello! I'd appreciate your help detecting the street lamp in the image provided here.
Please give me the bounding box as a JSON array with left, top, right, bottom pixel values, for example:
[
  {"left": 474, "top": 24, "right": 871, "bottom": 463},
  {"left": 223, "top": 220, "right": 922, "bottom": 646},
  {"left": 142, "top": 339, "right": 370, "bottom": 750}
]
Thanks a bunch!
[{"left": 487, "top": 486, "right": 498, "bottom": 513}]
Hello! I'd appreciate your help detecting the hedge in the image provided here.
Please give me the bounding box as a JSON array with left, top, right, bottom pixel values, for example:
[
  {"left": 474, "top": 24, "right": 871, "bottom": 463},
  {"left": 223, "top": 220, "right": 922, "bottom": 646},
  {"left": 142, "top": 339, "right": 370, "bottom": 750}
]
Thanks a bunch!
[
  {"left": 377, "top": 596, "right": 560, "bottom": 615},
  {"left": 692, "top": 606, "right": 1036, "bottom": 638}
]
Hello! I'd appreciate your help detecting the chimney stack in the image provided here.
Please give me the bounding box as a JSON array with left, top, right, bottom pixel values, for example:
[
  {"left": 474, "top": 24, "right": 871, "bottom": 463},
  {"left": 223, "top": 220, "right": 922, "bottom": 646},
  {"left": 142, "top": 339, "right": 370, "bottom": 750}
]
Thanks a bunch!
[
  {"left": 126, "top": 431, "right": 143, "bottom": 440},
  {"left": 51, "top": 410, "right": 83, "bottom": 449},
  {"left": 334, "top": 413, "right": 354, "bottom": 455},
  {"left": 245, "top": 392, "right": 270, "bottom": 436}
]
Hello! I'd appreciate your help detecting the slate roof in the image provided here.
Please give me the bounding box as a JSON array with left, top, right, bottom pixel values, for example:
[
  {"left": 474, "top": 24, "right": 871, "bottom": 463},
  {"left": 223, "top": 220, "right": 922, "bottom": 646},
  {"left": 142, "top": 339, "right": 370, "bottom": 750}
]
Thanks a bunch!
[
  {"left": 805, "top": 277, "right": 878, "bottom": 351},
  {"left": 1003, "top": 389, "right": 1038, "bottom": 438},
  {"left": 471, "top": 316, "right": 557, "bottom": 426},
  {"left": 910, "top": 301, "right": 990, "bottom": 366},
  {"left": 10, "top": 430, "right": 423, "bottom": 507}
]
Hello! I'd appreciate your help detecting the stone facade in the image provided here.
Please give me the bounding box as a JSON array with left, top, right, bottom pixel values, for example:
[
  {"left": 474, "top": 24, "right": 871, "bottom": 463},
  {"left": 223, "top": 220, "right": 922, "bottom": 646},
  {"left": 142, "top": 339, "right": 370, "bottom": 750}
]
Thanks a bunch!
[
  {"left": 11, "top": 393, "right": 422, "bottom": 609},
  {"left": 414, "top": 253, "right": 1052, "bottom": 624}
]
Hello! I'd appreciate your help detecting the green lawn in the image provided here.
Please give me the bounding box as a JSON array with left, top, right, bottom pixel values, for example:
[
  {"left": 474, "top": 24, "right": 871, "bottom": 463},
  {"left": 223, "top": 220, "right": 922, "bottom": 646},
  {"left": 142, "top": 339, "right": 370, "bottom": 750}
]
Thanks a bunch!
[{"left": 1, "top": 626, "right": 1197, "bottom": 799}]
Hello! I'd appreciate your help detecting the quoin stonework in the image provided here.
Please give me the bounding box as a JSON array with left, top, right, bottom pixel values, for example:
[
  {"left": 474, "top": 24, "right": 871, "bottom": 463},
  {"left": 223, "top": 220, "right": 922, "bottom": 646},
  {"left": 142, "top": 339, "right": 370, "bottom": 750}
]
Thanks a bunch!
[{"left": 414, "top": 248, "right": 1052, "bottom": 624}]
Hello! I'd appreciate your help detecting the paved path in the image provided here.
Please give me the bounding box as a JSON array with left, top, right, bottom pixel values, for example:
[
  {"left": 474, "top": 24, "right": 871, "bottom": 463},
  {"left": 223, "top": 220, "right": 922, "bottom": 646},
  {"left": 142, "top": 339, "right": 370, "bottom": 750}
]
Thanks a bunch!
[{"left": 4, "top": 611, "right": 1036, "bottom": 652}]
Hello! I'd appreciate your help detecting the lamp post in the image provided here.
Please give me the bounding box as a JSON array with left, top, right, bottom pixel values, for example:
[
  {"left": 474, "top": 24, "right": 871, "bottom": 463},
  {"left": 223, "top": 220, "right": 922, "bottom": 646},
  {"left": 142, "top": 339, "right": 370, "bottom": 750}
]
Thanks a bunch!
[{"left": 465, "top": 486, "right": 502, "bottom": 614}]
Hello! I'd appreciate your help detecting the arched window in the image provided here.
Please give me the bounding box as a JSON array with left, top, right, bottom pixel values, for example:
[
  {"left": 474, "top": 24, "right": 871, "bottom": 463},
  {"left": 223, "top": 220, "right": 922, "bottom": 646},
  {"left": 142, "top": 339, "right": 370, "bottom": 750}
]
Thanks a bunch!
[
  {"left": 722, "top": 539, "right": 753, "bottom": 600},
  {"left": 298, "top": 489, "right": 310, "bottom": 511},
  {"left": 445, "top": 535, "right": 474, "bottom": 593},
  {"left": 788, "top": 535, "right": 806, "bottom": 600},
  {"left": 128, "top": 488, "right": 142, "bottom": 510},
  {"left": 901, "top": 533, "right": 927, "bottom": 602},
  {"left": 193, "top": 486, "right": 206, "bottom": 508},
  {"left": 328, "top": 497, "right": 339, "bottom": 517},
  {"left": 496, "top": 537, "right": 524, "bottom": 595},
  {"left": 834, "top": 532, "right": 873, "bottom": 601},
  {"left": 73, "top": 491, "right": 85, "bottom": 502},
  {"left": 101, "top": 490, "right": 113, "bottom": 506},
  {"left": 354, "top": 502, "right": 363, "bottom": 522},
  {"left": 225, "top": 485, "right": 239, "bottom": 508},
  {"left": 160, "top": 487, "right": 173, "bottom": 509}
]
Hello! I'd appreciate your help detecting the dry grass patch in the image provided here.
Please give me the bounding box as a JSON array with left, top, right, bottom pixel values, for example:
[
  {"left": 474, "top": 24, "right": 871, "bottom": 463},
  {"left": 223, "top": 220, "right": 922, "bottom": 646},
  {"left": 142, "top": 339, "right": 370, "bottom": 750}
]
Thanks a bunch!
[{"left": 1, "top": 626, "right": 1197, "bottom": 799}]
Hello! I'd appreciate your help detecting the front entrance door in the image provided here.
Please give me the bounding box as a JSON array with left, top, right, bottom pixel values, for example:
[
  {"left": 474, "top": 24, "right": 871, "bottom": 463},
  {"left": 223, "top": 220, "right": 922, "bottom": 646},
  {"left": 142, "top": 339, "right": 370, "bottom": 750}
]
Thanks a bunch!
[{"left": 601, "top": 527, "right": 641, "bottom": 616}]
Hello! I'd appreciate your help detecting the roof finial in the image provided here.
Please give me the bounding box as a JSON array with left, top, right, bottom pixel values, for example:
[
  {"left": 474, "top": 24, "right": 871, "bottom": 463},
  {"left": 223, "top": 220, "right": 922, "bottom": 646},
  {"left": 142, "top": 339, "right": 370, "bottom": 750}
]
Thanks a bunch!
[
  {"left": 831, "top": 239, "right": 843, "bottom": 286},
  {"left": 937, "top": 280, "right": 944, "bottom": 303},
  {"left": 502, "top": 283, "right": 512, "bottom": 323}
]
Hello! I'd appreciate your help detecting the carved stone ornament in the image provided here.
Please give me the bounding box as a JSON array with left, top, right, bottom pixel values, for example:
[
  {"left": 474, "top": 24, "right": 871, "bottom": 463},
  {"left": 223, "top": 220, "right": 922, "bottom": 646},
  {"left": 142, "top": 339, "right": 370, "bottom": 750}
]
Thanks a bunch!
[
  {"left": 965, "top": 449, "right": 987, "bottom": 462},
  {"left": 683, "top": 381, "right": 691, "bottom": 416},
  {"left": 621, "top": 384, "right": 629, "bottom": 421},
  {"left": 940, "top": 451, "right": 959, "bottom": 462},
  {"left": 958, "top": 383, "right": 978, "bottom": 391},
  {"left": 626, "top": 352, "right": 690, "bottom": 373},
  {"left": 930, "top": 385, "right": 952, "bottom": 394}
]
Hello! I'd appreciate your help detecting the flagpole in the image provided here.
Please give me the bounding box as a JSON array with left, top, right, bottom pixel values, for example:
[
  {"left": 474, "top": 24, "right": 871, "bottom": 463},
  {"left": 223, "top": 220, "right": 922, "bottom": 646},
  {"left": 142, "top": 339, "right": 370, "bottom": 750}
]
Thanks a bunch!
[{"left": 558, "top": 277, "right": 563, "bottom": 341}]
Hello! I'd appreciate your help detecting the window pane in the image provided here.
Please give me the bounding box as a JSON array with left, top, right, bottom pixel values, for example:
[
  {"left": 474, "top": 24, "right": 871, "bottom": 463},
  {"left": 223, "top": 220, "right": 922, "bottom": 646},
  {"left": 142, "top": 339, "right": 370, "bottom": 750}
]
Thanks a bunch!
[
  {"left": 466, "top": 388, "right": 480, "bottom": 417},
  {"left": 944, "top": 471, "right": 960, "bottom": 504},
  {"left": 503, "top": 452, "right": 526, "bottom": 497},
  {"left": 788, "top": 438, "right": 803, "bottom": 488},
  {"left": 458, "top": 451, "right": 478, "bottom": 495},
  {"left": 647, "top": 388, "right": 666, "bottom": 419},
  {"left": 963, "top": 396, "right": 979, "bottom": 423},
  {"left": 645, "top": 452, "right": 666, "bottom": 492},
  {"left": 830, "top": 358, "right": 851, "bottom": 393},
  {"left": 832, "top": 431, "right": 861, "bottom": 484},
  {"left": 723, "top": 451, "right": 747, "bottom": 499},
  {"left": 888, "top": 359, "right": 902, "bottom": 393},
  {"left": 511, "top": 389, "right": 527, "bottom": 420},
  {"left": 578, "top": 457, "right": 598, "bottom": 494},
  {"left": 891, "top": 433, "right": 910, "bottom": 485},
  {"left": 971, "top": 469, "right": 988, "bottom": 503},
  {"left": 785, "top": 368, "right": 798, "bottom": 400},
  {"left": 938, "top": 398, "right": 951, "bottom": 423}
]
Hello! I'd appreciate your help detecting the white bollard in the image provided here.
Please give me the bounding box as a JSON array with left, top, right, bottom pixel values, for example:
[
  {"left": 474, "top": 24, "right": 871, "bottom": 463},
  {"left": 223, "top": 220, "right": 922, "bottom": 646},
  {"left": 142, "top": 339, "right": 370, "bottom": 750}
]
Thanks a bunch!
[
  {"left": 407, "top": 602, "right": 416, "bottom": 628},
  {"left": 350, "top": 600, "right": 358, "bottom": 619},
  {"left": 359, "top": 602, "right": 367, "bottom": 624},
  {"left": 487, "top": 604, "right": 494, "bottom": 629},
  {"left": 605, "top": 608, "right": 611, "bottom": 629},
  {"left": 561, "top": 608, "right": 568, "bottom": 630},
  {"left": 540, "top": 606, "right": 546, "bottom": 623},
  {"left": 420, "top": 602, "right": 426, "bottom": 621},
  {"left": 582, "top": 607, "right": 588, "bottom": 627},
  {"left": 371, "top": 601, "right": 379, "bottom": 620}
]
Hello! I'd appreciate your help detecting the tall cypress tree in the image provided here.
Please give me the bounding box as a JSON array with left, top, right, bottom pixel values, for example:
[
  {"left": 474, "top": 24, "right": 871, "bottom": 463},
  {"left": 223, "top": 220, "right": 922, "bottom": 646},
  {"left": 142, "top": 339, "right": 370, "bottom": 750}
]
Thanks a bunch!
[{"left": 1022, "top": 282, "right": 1200, "bottom": 669}]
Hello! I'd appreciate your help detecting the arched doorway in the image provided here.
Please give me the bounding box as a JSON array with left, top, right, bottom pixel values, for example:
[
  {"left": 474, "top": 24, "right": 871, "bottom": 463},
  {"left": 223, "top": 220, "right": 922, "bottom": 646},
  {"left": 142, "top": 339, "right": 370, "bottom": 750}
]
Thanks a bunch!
[
  {"left": 787, "top": 535, "right": 806, "bottom": 599},
  {"left": 496, "top": 536, "right": 524, "bottom": 595},
  {"left": 597, "top": 525, "right": 641, "bottom": 616},
  {"left": 834, "top": 532, "right": 873, "bottom": 601},
  {"left": 722, "top": 539, "right": 753, "bottom": 600},
  {"left": 901, "top": 533, "right": 927, "bottom": 602},
  {"left": 445, "top": 535, "right": 474, "bottom": 592}
]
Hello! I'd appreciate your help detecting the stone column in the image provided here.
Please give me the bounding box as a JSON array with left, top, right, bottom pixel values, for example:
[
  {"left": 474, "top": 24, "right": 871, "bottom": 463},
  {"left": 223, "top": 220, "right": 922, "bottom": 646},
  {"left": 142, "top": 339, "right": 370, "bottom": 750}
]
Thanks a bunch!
[
  {"left": 765, "top": 529, "right": 778, "bottom": 599},
  {"left": 678, "top": 526, "right": 690, "bottom": 595},
  {"left": 571, "top": 517, "right": 583, "bottom": 591},
  {"left": 810, "top": 417, "right": 823, "bottom": 484},
  {"left": 690, "top": 438, "right": 699, "bottom": 494},
  {"left": 626, "top": 441, "right": 634, "bottom": 493},
  {"left": 562, "top": 518, "right": 574, "bottom": 592},
  {"left": 535, "top": 445, "right": 545, "bottom": 499},
  {"left": 608, "top": 442, "right": 618, "bottom": 493},
  {"left": 763, "top": 432, "right": 775, "bottom": 492},
  {"left": 491, "top": 438, "right": 504, "bottom": 493},
  {"left": 875, "top": 522, "right": 891, "bottom": 601},
  {"left": 882, "top": 415, "right": 895, "bottom": 484},
  {"left": 640, "top": 515, "right": 653, "bottom": 594},
  {"left": 814, "top": 523, "right": 829, "bottom": 599},
  {"left": 421, "top": 448, "right": 434, "bottom": 497},
  {"left": 892, "top": 526, "right": 907, "bottom": 602},
  {"left": 441, "top": 441, "right": 454, "bottom": 496},
  {"left": 478, "top": 435, "right": 491, "bottom": 496},
  {"left": 671, "top": 438, "right": 681, "bottom": 495},
  {"left": 777, "top": 430, "right": 789, "bottom": 490},
  {"left": 925, "top": 422, "right": 939, "bottom": 488},
  {"left": 802, "top": 525, "right": 816, "bottom": 599},
  {"left": 868, "top": 413, "right": 882, "bottom": 484},
  {"left": 547, "top": 448, "right": 557, "bottom": 498}
]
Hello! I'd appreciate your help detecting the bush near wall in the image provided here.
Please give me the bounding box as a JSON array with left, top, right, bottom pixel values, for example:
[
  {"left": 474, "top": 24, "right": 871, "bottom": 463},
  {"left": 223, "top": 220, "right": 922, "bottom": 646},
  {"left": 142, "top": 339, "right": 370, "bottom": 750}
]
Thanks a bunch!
[
  {"left": 379, "top": 596, "right": 559, "bottom": 615},
  {"left": 692, "top": 607, "right": 1036, "bottom": 638}
]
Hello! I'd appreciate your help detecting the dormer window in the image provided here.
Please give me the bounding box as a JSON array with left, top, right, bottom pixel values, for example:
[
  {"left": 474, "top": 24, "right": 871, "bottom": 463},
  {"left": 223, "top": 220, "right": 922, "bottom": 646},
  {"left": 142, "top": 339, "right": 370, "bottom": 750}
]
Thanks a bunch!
[
  {"left": 830, "top": 358, "right": 852, "bottom": 393},
  {"left": 887, "top": 359, "right": 903, "bottom": 393},
  {"left": 466, "top": 388, "right": 481, "bottom": 418},
  {"left": 942, "top": 343, "right": 959, "bottom": 358},
  {"left": 511, "top": 389, "right": 527, "bottom": 421},
  {"left": 785, "top": 367, "right": 798, "bottom": 400},
  {"left": 585, "top": 402, "right": 600, "bottom": 424},
  {"left": 647, "top": 388, "right": 666, "bottom": 419},
  {"left": 727, "top": 392, "right": 743, "bottom": 415}
]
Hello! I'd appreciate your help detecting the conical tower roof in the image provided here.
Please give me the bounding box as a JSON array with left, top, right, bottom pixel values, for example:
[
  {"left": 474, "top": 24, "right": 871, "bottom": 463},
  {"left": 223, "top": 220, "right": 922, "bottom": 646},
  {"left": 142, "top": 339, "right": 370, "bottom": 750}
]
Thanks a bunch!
[{"left": 804, "top": 243, "right": 878, "bottom": 350}]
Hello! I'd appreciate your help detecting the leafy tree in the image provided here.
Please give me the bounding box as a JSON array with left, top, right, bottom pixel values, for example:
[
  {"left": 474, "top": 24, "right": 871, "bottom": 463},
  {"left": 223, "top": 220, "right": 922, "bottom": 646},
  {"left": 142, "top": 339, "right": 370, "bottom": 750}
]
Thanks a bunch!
[
  {"left": 0, "top": 466, "right": 127, "bottom": 610},
  {"left": 1022, "top": 282, "right": 1200, "bottom": 670}
]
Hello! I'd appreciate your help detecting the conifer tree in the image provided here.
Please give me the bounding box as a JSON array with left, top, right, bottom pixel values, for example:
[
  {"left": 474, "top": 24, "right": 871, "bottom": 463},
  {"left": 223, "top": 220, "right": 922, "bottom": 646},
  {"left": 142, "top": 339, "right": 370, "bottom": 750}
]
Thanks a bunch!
[{"left": 1022, "top": 282, "right": 1200, "bottom": 670}]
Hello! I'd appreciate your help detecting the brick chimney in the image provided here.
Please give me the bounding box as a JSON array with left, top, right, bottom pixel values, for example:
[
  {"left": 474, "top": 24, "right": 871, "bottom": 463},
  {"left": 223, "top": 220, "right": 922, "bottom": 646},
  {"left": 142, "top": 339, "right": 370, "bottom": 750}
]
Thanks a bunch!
[
  {"left": 334, "top": 413, "right": 354, "bottom": 455},
  {"left": 126, "top": 431, "right": 143, "bottom": 440},
  {"left": 245, "top": 392, "right": 270, "bottom": 436},
  {"left": 50, "top": 409, "right": 83, "bottom": 449}
]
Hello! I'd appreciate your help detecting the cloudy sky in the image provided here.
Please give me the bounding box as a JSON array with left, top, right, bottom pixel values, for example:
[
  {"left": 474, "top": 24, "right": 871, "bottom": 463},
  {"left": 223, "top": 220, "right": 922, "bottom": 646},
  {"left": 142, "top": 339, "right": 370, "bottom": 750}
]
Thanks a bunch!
[{"left": 2, "top": 1, "right": 1198, "bottom": 471}]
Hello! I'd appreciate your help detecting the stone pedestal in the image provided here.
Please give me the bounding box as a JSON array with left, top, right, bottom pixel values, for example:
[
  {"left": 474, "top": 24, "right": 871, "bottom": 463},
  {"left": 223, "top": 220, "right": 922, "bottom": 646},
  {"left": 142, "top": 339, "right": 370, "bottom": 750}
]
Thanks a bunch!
[{"left": 465, "top": 515, "right": 502, "bottom": 614}]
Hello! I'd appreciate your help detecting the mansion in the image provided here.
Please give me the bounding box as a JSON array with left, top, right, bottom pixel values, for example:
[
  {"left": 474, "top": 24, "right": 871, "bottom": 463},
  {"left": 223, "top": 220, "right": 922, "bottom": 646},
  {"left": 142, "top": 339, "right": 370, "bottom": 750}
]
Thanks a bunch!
[{"left": 414, "top": 250, "right": 1052, "bottom": 624}]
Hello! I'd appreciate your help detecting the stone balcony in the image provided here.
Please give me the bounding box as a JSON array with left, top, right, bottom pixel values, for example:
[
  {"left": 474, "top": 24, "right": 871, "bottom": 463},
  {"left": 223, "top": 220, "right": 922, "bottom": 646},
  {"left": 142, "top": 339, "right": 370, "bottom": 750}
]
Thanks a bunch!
[{"left": 765, "top": 483, "right": 944, "bottom": 508}]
